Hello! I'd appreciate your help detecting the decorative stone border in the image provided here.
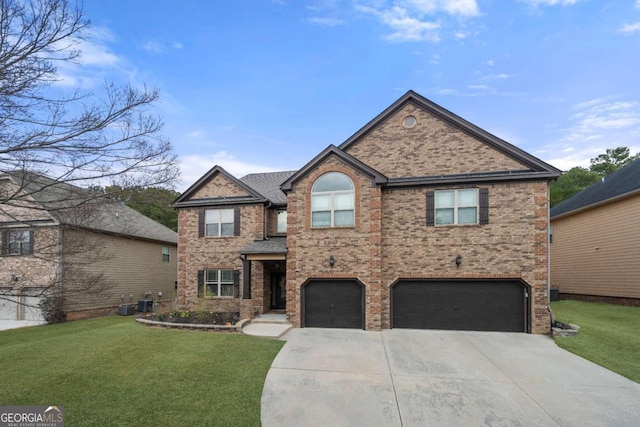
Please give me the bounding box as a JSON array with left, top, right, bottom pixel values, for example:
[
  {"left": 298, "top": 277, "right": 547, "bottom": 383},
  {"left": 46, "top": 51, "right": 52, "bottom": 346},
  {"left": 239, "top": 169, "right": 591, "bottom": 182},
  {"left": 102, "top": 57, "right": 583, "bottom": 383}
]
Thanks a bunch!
[
  {"left": 552, "top": 321, "right": 580, "bottom": 337},
  {"left": 136, "top": 317, "right": 251, "bottom": 332}
]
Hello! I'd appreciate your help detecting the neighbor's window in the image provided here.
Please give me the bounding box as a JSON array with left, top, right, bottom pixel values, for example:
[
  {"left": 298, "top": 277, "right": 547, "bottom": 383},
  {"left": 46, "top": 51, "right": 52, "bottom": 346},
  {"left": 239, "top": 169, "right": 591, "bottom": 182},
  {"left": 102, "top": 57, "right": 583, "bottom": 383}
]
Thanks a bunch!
[
  {"left": 204, "top": 269, "right": 234, "bottom": 297},
  {"left": 162, "top": 246, "right": 170, "bottom": 262},
  {"left": 205, "top": 208, "right": 234, "bottom": 237},
  {"left": 435, "top": 189, "right": 478, "bottom": 225},
  {"left": 311, "top": 172, "right": 355, "bottom": 227},
  {"left": 277, "top": 210, "right": 287, "bottom": 233},
  {"left": 2, "top": 229, "right": 33, "bottom": 256}
]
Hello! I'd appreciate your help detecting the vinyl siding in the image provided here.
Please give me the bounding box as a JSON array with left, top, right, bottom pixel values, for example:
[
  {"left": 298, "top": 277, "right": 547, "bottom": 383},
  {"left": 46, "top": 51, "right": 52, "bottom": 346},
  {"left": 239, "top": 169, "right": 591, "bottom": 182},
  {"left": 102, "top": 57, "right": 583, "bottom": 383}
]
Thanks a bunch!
[
  {"left": 551, "top": 195, "right": 640, "bottom": 299},
  {"left": 63, "top": 229, "right": 177, "bottom": 311}
]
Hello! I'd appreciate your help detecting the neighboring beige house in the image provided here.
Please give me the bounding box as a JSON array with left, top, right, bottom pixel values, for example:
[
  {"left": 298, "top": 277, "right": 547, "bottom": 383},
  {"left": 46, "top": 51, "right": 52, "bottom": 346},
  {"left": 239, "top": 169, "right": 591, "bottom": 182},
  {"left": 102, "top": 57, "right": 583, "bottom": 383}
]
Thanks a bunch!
[
  {"left": 550, "top": 158, "right": 640, "bottom": 305},
  {"left": 0, "top": 171, "right": 178, "bottom": 321},
  {"left": 173, "top": 91, "right": 561, "bottom": 334}
]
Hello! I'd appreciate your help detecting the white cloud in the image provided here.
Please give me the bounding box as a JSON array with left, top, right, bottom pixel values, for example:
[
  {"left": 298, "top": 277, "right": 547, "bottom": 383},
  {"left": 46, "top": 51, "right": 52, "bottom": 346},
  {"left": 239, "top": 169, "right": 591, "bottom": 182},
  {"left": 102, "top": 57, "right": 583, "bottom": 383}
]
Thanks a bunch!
[
  {"left": 547, "top": 98, "right": 640, "bottom": 170},
  {"left": 480, "top": 73, "right": 515, "bottom": 80},
  {"left": 356, "top": 0, "right": 480, "bottom": 42},
  {"left": 468, "top": 84, "right": 491, "bottom": 90},
  {"left": 178, "top": 152, "right": 279, "bottom": 191},
  {"left": 619, "top": 21, "right": 640, "bottom": 34},
  {"left": 430, "top": 53, "right": 440, "bottom": 64},
  {"left": 485, "top": 59, "right": 494, "bottom": 66},
  {"left": 142, "top": 39, "right": 185, "bottom": 53},
  {"left": 308, "top": 17, "right": 345, "bottom": 26},
  {"left": 637, "top": 0, "right": 640, "bottom": 8},
  {"left": 521, "top": 0, "right": 579, "bottom": 6}
]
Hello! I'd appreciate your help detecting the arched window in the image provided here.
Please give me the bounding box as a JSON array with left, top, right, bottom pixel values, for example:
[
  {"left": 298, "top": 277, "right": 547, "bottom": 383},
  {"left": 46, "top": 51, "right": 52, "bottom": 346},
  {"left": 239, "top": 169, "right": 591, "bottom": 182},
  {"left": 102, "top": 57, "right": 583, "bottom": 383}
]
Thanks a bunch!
[{"left": 311, "top": 172, "right": 355, "bottom": 227}]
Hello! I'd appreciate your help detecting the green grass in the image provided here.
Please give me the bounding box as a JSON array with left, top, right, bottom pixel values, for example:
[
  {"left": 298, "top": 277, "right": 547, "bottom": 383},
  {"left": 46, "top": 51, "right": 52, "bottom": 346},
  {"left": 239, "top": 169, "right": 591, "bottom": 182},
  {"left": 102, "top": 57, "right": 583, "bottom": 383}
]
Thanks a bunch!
[
  {"left": 0, "top": 316, "right": 284, "bottom": 426},
  {"left": 552, "top": 300, "right": 640, "bottom": 383}
]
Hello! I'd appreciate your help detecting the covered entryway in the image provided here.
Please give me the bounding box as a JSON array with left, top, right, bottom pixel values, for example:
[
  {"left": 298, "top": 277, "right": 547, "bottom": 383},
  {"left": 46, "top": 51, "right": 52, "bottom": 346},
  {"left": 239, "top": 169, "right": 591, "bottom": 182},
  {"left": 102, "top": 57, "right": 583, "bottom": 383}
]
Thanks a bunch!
[
  {"left": 302, "top": 279, "right": 364, "bottom": 329},
  {"left": 392, "top": 279, "right": 529, "bottom": 332}
]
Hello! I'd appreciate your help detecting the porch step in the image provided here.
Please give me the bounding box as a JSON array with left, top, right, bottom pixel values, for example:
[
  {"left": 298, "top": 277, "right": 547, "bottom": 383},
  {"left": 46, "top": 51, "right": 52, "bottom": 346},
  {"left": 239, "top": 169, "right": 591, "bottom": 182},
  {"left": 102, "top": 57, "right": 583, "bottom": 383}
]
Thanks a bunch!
[
  {"left": 251, "top": 313, "right": 288, "bottom": 324},
  {"left": 242, "top": 312, "right": 291, "bottom": 339}
]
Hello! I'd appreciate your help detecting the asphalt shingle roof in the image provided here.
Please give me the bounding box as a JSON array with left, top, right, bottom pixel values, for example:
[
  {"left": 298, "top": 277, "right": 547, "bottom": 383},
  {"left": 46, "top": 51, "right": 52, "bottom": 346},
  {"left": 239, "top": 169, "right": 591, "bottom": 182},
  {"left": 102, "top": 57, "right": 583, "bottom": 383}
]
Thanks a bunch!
[
  {"left": 550, "top": 158, "right": 640, "bottom": 218},
  {"left": 2, "top": 171, "right": 177, "bottom": 244},
  {"left": 239, "top": 237, "right": 287, "bottom": 255},
  {"left": 239, "top": 171, "right": 297, "bottom": 205}
]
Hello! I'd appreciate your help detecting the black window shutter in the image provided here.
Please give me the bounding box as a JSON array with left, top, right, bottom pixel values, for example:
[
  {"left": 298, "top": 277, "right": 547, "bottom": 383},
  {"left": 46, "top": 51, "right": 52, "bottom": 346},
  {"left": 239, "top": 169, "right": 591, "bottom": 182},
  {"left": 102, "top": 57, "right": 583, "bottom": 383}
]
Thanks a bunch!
[
  {"left": 426, "top": 191, "right": 435, "bottom": 226},
  {"left": 27, "top": 230, "right": 34, "bottom": 255},
  {"left": 234, "top": 207, "right": 241, "bottom": 236},
  {"left": 479, "top": 188, "right": 489, "bottom": 225},
  {"left": 197, "top": 270, "right": 204, "bottom": 297},
  {"left": 233, "top": 270, "right": 240, "bottom": 298},
  {"left": 1, "top": 231, "right": 7, "bottom": 255},
  {"left": 198, "top": 209, "right": 205, "bottom": 237}
]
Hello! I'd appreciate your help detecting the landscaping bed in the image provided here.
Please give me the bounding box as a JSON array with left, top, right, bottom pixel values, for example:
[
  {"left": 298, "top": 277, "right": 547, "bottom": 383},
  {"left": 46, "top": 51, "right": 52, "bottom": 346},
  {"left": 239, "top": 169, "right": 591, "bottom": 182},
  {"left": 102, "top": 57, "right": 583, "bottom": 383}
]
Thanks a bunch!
[{"left": 153, "top": 309, "right": 240, "bottom": 325}]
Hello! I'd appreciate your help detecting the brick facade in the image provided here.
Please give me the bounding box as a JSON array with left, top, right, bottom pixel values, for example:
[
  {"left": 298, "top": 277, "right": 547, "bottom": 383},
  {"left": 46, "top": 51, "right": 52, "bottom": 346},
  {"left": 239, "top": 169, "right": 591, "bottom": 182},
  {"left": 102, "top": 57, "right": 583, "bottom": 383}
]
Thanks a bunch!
[{"left": 174, "top": 91, "right": 558, "bottom": 334}]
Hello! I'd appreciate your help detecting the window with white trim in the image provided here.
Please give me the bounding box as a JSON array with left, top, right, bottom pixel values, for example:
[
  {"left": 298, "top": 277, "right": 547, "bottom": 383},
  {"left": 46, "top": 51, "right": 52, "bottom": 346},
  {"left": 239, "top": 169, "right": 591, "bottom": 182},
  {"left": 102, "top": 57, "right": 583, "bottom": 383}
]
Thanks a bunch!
[
  {"left": 277, "top": 210, "right": 287, "bottom": 233},
  {"left": 435, "top": 189, "right": 478, "bottom": 225},
  {"left": 205, "top": 208, "right": 234, "bottom": 237},
  {"left": 204, "top": 269, "right": 234, "bottom": 297},
  {"left": 311, "top": 172, "right": 355, "bottom": 227}
]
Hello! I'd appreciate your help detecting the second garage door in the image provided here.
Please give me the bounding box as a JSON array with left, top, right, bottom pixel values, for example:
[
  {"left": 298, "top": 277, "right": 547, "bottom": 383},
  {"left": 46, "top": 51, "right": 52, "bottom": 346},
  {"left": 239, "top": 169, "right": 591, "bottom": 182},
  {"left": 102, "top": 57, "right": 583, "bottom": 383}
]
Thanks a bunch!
[
  {"left": 303, "top": 280, "right": 364, "bottom": 329},
  {"left": 392, "top": 279, "right": 529, "bottom": 332}
]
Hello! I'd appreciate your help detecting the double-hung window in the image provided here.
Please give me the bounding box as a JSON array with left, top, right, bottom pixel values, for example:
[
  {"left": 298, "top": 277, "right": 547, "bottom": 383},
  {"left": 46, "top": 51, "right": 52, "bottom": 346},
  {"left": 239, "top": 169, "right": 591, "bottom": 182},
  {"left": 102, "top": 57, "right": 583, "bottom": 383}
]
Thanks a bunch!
[
  {"left": 311, "top": 172, "right": 355, "bottom": 227},
  {"left": 204, "top": 269, "right": 234, "bottom": 297},
  {"left": 2, "top": 229, "right": 33, "bottom": 256},
  {"left": 162, "top": 246, "right": 170, "bottom": 262},
  {"left": 435, "top": 189, "right": 478, "bottom": 225},
  {"left": 205, "top": 208, "right": 234, "bottom": 237}
]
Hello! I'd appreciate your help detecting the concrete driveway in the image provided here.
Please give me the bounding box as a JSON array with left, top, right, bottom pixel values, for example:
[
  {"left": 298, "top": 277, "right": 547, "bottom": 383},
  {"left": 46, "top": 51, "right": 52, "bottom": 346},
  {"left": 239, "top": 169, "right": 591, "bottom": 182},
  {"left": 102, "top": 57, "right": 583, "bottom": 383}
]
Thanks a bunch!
[
  {"left": 261, "top": 329, "right": 640, "bottom": 427},
  {"left": 0, "top": 320, "right": 47, "bottom": 331}
]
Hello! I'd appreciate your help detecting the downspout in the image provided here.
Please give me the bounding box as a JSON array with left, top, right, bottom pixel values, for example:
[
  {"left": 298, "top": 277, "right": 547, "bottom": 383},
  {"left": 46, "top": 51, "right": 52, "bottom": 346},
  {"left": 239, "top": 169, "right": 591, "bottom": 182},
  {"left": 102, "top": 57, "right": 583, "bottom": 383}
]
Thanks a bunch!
[
  {"left": 263, "top": 201, "right": 271, "bottom": 240},
  {"left": 547, "top": 182, "right": 554, "bottom": 327}
]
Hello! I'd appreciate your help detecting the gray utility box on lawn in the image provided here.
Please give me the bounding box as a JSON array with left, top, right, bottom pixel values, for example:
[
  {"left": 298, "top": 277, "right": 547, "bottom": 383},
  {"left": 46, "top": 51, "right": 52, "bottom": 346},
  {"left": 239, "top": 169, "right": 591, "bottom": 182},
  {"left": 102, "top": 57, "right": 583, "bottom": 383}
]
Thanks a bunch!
[{"left": 117, "top": 305, "right": 135, "bottom": 316}]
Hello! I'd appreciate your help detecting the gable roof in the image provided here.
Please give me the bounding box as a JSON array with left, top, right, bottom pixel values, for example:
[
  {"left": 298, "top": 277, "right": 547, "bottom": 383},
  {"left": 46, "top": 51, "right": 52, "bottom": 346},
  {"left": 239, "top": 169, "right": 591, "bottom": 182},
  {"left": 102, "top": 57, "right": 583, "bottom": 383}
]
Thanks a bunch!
[
  {"left": 240, "top": 171, "right": 297, "bottom": 205},
  {"left": 339, "top": 90, "right": 561, "bottom": 179},
  {"left": 281, "top": 145, "right": 388, "bottom": 192},
  {"left": 551, "top": 158, "right": 640, "bottom": 219},
  {"left": 172, "top": 165, "right": 268, "bottom": 208},
  {"left": 1, "top": 171, "right": 177, "bottom": 244}
]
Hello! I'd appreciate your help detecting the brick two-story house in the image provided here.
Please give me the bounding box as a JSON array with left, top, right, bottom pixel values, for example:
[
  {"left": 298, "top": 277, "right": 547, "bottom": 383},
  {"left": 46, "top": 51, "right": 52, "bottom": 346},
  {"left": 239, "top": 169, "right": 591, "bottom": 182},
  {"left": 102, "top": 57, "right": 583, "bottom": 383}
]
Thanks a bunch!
[{"left": 173, "top": 91, "right": 560, "bottom": 334}]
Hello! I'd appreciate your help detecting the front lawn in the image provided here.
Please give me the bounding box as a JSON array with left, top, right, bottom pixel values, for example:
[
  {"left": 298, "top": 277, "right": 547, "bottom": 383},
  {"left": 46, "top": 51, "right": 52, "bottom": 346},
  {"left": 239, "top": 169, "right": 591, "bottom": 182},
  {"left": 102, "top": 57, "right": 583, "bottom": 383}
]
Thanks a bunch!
[
  {"left": 551, "top": 300, "right": 640, "bottom": 383},
  {"left": 0, "top": 316, "right": 284, "bottom": 426}
]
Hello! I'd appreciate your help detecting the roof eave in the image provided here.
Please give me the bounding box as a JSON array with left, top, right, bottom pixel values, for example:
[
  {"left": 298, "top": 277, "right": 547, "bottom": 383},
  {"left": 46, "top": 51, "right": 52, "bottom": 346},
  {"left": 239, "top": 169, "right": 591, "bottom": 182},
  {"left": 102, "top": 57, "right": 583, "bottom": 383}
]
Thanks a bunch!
[
  {"left": 386, "top": 171, "right": 560, "bottom": 188},
  {"left": 338, "top": 90, "right": 561, "bottom": 175},
  {"left": 281, "top": 145, "right": 388, "bottom": 192},
  {"left": 551, "top": 187, "right": 640, "bottom": 220}
]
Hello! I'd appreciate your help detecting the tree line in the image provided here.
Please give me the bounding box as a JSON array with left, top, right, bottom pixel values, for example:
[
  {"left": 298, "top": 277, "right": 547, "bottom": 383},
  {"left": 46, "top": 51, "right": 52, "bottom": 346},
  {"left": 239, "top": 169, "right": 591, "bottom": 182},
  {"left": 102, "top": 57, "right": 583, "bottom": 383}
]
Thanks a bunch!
[{"left": 550, "top": 147, "right": 639, "bottom": 207}]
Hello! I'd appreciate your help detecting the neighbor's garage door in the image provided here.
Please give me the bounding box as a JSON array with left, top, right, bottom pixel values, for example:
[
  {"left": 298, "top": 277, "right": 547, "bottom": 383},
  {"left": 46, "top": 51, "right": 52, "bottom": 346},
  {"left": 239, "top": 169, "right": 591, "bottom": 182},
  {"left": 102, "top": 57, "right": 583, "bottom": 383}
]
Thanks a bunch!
[
  {"left": 303, "top": 280, "right": 364, "bottom": 329},
  {"left": 392, "top": 280, "right": 528, "bottom": 332}
]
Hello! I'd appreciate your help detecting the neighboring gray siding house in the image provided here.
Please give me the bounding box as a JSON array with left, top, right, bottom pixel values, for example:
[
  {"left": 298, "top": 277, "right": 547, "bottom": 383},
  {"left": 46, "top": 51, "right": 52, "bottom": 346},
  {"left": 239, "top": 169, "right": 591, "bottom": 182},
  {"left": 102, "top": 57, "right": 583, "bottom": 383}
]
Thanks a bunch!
[
  {"left": 550, "top": 159, "right": 640, "bottom": 305},
  {"left": 0, "top": 171, "right": 178, "bottom": 320}
]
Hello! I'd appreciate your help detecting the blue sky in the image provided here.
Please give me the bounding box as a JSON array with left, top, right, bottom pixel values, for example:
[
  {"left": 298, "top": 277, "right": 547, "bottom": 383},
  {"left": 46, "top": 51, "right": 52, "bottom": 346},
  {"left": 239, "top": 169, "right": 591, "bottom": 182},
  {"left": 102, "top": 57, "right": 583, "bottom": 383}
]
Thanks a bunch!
[{"left": 66, "top": 0, "right": 640, "bottom": 190}]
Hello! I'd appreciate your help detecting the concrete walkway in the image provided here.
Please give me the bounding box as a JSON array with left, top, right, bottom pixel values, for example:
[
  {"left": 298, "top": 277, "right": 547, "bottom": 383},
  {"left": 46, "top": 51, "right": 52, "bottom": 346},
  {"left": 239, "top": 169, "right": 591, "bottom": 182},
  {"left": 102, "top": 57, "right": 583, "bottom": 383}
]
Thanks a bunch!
[{"left": 262, "top": 329, "right": 640, "bottom": 427}]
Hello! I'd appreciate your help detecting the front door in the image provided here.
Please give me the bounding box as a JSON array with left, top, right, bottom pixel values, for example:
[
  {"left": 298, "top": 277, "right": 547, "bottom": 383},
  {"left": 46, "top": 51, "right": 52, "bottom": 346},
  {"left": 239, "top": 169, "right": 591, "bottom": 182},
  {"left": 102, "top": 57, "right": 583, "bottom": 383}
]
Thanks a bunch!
[{"left": 271, "top": 273, "right": 286, "bottom": 310}]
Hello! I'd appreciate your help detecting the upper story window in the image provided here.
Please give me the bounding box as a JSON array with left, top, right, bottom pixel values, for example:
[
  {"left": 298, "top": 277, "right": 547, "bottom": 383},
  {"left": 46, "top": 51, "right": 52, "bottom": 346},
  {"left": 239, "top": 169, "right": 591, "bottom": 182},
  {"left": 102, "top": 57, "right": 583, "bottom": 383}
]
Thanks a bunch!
[
  {"left": 277, "top": 210, "right": 287, "bottom": 233},
  {"left": 1, "top": 229, "right": 33, "bottom": 256},
  {"left": 427, "top": 188, "right": 488, "bottom": 227},
  {"left": 205, "top": 208, "right": 234, "bottom": 237},
  {"left": 311, "top": 172, "right": 355, "bottom": 228},
  {"left": 162, "top": 246, "right": 170, "bottom": 262},
  {"left": 435, "top": 189, "right": 478, "bottom": 225}
]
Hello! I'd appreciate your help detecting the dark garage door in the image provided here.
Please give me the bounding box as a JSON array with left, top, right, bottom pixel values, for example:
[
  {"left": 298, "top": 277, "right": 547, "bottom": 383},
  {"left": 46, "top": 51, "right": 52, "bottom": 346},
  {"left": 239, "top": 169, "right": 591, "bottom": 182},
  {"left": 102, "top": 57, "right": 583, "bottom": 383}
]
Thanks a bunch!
[
  {"left": 303, "top": 280, "right": 364, "bottom": 329},
  {"left": 392, "top": 280, "right": 528, "bottom": 332}
]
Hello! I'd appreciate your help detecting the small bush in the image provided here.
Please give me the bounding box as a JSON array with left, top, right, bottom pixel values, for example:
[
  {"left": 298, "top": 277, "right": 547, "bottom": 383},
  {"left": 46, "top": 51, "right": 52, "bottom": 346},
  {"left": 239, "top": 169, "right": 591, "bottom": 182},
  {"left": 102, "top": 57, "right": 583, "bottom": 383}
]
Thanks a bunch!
[
  {"left": 39, "top": 293, "right": 67, "bottom": 324},
  {"left": 155, "top": 310, "right": 239, "bottom": 325}
]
